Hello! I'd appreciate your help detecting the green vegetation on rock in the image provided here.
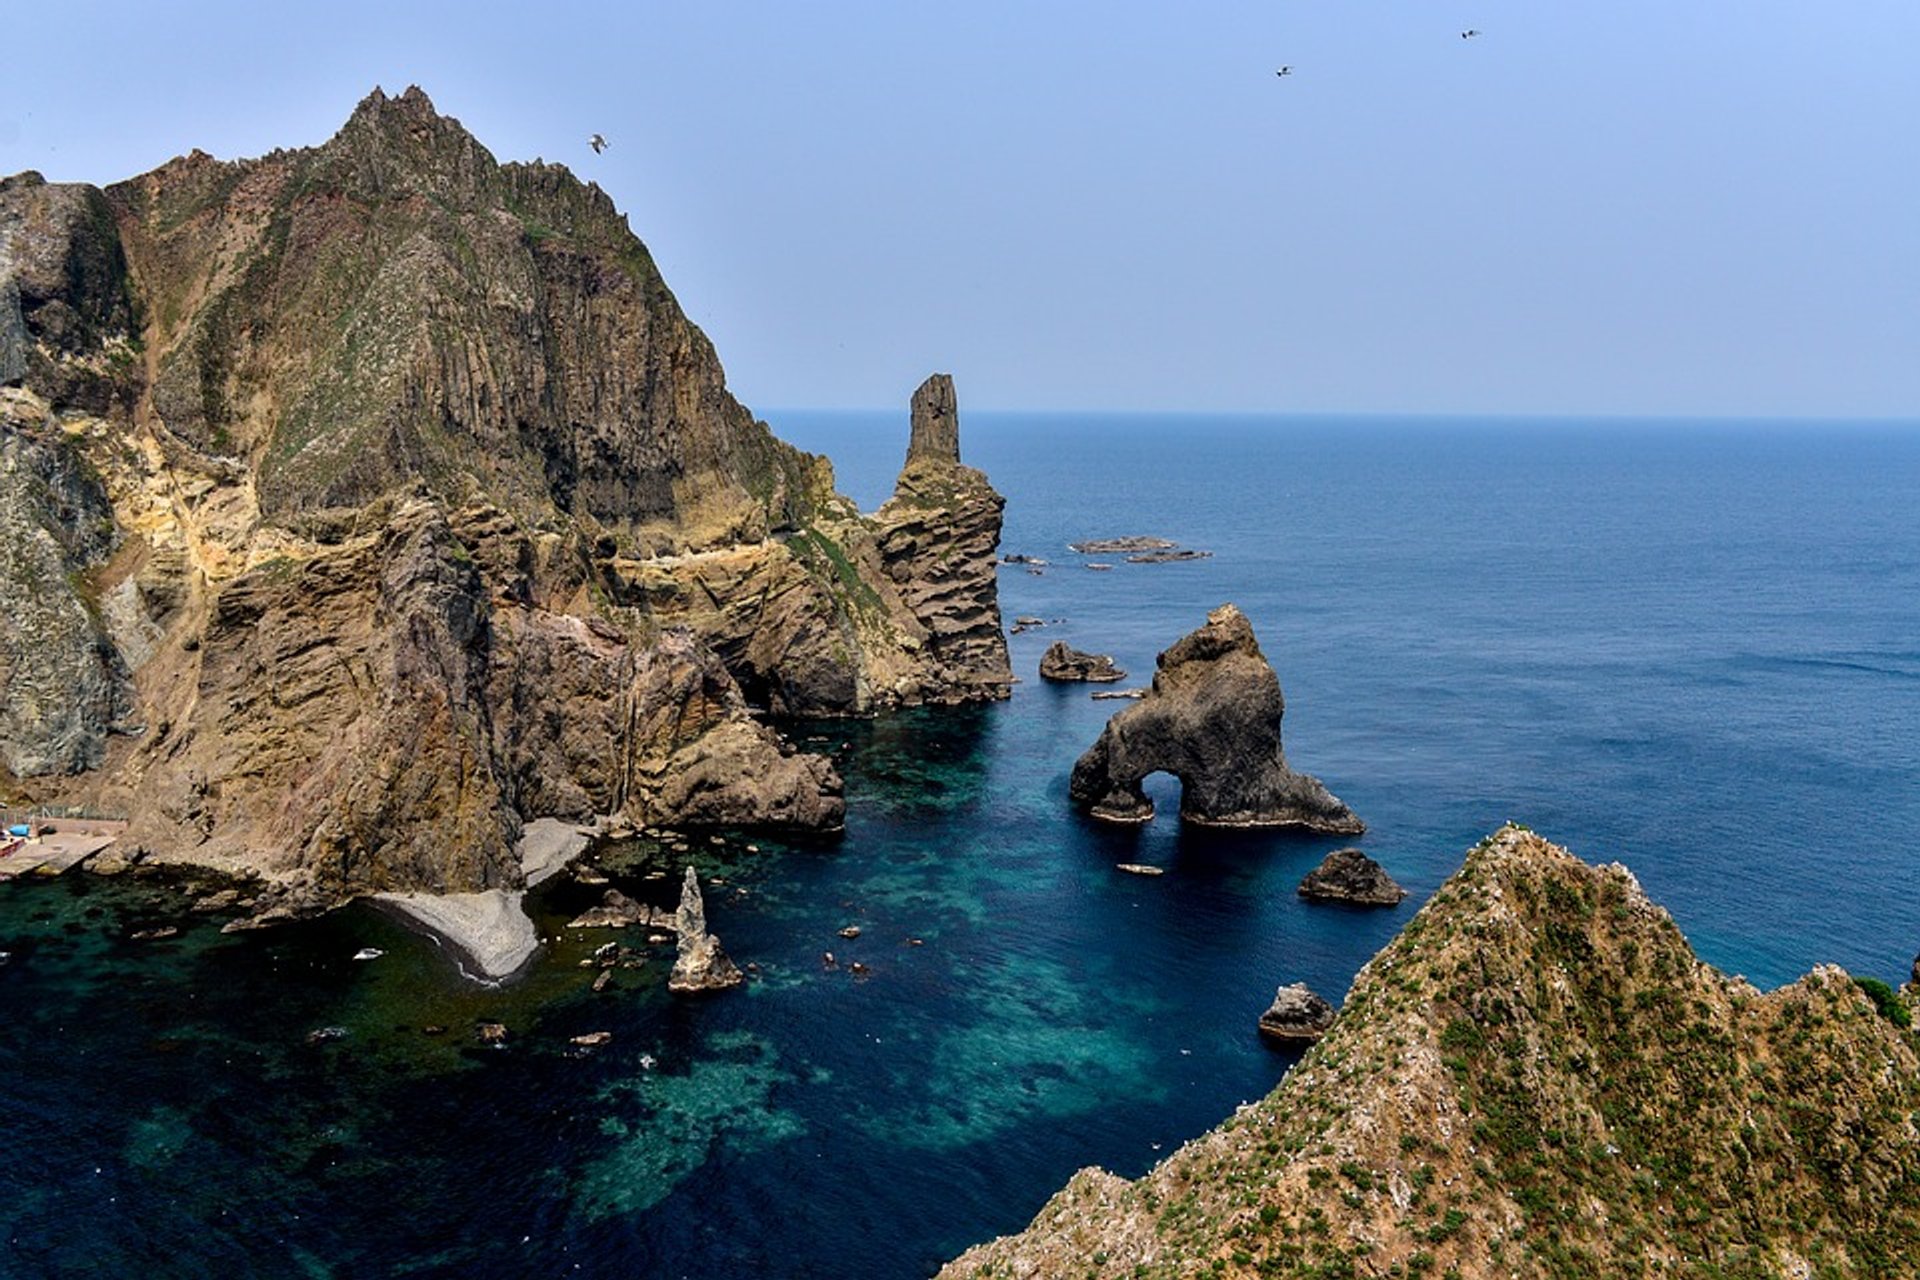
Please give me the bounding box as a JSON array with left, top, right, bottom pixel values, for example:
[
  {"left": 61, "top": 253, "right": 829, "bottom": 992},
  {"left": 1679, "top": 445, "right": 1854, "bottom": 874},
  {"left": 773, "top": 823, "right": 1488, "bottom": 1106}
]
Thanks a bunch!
[{"left": 941, "top": 827, "right": 1920, "bottom": 1280}]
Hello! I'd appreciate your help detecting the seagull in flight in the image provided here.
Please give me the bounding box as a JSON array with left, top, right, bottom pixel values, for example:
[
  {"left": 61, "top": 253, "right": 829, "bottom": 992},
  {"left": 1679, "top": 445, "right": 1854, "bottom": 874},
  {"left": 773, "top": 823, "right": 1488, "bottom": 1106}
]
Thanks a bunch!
[
  {"left": 1275, "top": 66, "right": 1293, "bottom": 77},
  {"left": 1461, "top": 29, "right": 1481, "bottom": 38},
  {"left": 588, "top": 133, "right": 608, "bottom": 154}
]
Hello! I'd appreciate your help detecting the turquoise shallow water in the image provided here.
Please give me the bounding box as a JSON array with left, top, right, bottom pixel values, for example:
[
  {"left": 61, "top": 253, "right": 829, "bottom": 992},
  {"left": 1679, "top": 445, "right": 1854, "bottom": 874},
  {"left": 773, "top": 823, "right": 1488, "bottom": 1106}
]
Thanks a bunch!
[{"left": 3, "top": 415, "right": 1918, "bottom": 1277}]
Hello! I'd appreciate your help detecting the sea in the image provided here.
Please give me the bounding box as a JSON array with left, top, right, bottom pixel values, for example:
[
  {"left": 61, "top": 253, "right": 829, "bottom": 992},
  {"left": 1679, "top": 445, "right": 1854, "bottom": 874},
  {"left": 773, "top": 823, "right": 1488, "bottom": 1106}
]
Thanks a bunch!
[{"left": 1, "top": 414, "right": 1916, "bottom": 1278}]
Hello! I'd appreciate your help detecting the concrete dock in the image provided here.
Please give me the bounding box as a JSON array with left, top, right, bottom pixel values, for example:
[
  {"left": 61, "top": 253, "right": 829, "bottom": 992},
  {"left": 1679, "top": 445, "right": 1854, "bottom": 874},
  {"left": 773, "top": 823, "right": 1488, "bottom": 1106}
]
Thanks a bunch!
[{"left": 0, "top": 819, "right": 124, "bottom": 880}]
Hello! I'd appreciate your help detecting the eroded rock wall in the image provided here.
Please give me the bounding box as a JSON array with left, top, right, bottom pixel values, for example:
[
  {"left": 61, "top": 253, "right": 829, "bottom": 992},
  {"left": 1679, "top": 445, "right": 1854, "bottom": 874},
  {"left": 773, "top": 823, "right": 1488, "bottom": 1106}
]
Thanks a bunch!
[{"left": 0, "top": 88, "right": 987, "bottom": 909}]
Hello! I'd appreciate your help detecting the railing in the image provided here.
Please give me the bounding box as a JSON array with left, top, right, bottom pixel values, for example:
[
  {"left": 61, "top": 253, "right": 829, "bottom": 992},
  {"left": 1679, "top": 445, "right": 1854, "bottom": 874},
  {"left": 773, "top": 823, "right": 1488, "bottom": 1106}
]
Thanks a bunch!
[{"left": 2, "top": 804, "right": 130, "bottom": 823}]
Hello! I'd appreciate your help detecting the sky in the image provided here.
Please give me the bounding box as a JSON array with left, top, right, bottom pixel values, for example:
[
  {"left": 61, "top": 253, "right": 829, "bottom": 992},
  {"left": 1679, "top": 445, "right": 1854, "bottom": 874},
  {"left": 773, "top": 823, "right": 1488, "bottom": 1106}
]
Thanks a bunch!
[{"left": 4, "top": 2, "right": 1916, "bottom": 418}]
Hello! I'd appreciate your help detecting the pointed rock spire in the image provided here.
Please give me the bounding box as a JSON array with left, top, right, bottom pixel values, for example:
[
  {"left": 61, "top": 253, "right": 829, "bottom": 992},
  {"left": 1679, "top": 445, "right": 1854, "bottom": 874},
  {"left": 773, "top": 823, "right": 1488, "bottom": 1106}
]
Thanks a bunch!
[
  {"left": 668, "top": 866, "right": 743, "bottom": 994},
  {"left": 906, "top": 373, "right": 962, "bottom": 466}
]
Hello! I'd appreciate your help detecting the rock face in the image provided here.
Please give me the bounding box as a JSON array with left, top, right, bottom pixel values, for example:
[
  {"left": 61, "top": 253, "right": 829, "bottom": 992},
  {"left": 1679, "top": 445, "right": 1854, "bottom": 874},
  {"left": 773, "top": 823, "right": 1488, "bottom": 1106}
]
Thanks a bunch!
[
  {"left": 866, "top": 374, "right": 1012, "bottom": 705},
  {"left": 1038, "top": 642, "right": 1126, "bottom": 683},
  {"left": 667, "top": 866, "right": 742, "bottom": 994},
  {"left": 0, "top": 88, "right": 1001, "bottom": 922},
  {"left": 0, "top": 406, "right": 137, "bottom": 775},
  {"left": 940, "top": 827, "right": 1920, "bottom": 1279},
  {"left": 1067, "top": 605, "right": 1362, "bottom": 831},
  {"left": 1297, "top": 848, "right": 1406, "bottom": 905},
  {"left": 1256, "top": 982, "right": 1336, "bottom": 1043}
]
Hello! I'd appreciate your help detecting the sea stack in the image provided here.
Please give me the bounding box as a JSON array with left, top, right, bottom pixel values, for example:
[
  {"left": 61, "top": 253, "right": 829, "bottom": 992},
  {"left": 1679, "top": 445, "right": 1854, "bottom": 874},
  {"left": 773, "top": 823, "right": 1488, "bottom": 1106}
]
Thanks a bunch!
[
  {"left": 906, "top": 372, "right": 961, "bottom": 463},
  {"left": 868, "top": 375, "right": 1013, "bottom": 703},
  {"left": 1257, "top": 983, "right": 1336, "bottom": 1043},
  {"left": 1297, "top": 848, "right": 1407, "bottom": 905},
  {"left": 667, "top": 867, "right": 743, "bottom": 994},
  {"left": 1038, "top": 642, "right": 1126, "bottom": 683},
  {"left": 1067, "top": 605, "right": 1363, "bottom": 831}
]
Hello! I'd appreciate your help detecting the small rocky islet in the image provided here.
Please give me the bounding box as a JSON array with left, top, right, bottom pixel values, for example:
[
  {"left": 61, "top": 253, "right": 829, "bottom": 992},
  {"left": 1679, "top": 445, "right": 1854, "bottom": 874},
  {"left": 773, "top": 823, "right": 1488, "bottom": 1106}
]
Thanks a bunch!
[
  {"left": 1037, "top": 641, "right": 1127, "bottom": 684},
  {"left": 1296, "top": 847, "right": 1407, "bottom": 905}
]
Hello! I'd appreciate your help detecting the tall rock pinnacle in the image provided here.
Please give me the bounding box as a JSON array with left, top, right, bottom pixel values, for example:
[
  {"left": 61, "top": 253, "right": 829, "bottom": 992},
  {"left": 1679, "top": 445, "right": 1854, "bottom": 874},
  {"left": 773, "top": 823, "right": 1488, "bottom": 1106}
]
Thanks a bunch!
[
  {"left": 907, "top": 373, "right": 962, "bottom": 465},
  {"left": 869, "top": 374, "right": 1012, "bottom": 703},
  {"left": 668, "top": 866, "right": 743, "bottom": 994}
]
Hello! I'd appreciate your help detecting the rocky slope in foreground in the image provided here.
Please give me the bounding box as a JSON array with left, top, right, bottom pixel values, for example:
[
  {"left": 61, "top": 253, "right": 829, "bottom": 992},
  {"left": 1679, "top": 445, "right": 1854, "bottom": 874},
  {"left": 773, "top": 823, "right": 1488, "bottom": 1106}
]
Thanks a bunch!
[
  {"left": 0, "top": 87, "right": 1008, "bottom": 920},
  {"left": 942, "top": 827, "right": 1920, "bottom": 1279}
]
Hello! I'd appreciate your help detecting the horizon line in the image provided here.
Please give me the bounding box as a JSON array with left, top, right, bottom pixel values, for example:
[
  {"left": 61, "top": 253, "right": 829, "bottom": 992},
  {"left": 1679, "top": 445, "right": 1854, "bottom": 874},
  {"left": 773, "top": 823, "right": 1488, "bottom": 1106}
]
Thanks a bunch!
[{"left": 759, "top": 406, "right": 1920, "bottom": 425}]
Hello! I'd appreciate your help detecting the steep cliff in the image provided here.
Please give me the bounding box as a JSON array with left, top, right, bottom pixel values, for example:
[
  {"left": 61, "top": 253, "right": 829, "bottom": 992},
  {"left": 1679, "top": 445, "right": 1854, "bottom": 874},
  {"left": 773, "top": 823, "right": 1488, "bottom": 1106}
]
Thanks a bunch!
[
  {"left": 942, "top": 827, "right": 1920, "bottom": 1279},
  {"left": 0, "top": 87, "right": 999, "bottom": 915}
]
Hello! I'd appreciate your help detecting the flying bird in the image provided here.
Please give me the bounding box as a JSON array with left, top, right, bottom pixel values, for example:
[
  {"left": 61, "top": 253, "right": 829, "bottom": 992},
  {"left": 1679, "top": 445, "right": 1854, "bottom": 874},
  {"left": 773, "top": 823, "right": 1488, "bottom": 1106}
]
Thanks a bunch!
[
  {"left": 1275, "top": 66, "right": 1293, "bottom": 77},
  {"left": 588, "top": 133, "right": 608, "bottom": 154},
  {"left": 1461, "top": 29, "right": 1481, "bottom": 38}
]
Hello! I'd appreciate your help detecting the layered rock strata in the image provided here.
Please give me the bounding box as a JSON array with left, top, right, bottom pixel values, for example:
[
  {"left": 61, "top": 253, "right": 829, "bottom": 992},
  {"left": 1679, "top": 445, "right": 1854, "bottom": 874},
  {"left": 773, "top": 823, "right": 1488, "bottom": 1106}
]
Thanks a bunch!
[
  {"left": 0, "top": 88, "right": 1004, "bottom": 926},
  {"left": 1296, "top": 847, "right": 1406, "bottom": 905},
  {"left": 1068, "top": 605, "right": 1362, "bottom": 831},
  {"left": 864, "top": 374, "right": 1012, "bottom": 704},
  {"left": 1039, "top": 642, "right": 1126, "bottom": 683},
  {"left": 942, "top": 827, "right": 1920, "bottom": 1278}
]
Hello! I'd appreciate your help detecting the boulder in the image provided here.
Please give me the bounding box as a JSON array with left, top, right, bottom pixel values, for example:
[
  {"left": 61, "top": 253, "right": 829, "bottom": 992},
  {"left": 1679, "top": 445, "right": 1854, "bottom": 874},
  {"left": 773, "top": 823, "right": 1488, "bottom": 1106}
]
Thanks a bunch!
[
  {"left": 1068, "top": 605, "right": 1363, "bottom": 831},
  {"left": 667, "top": 867, "right": 742, "bottom": 994},
  {"left": 567, "top": 889, "right": 673, "bottom": 930},
  {"left": 1258, "top": 983, "right": 1336, "bottom": 1043},
  {"left": 1297, "top": 848, "right": 1406, "bottom": 906},
  {"left": 1038, "top": 642, "right": 1127, "bottom": 684}
]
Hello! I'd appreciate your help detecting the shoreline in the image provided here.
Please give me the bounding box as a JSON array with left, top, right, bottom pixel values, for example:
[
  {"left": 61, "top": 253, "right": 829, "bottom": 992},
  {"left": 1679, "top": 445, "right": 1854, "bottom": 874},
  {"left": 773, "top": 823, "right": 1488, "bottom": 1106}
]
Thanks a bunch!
[{"left": 371, "top": 817, "right": 596, "bottom": 983}]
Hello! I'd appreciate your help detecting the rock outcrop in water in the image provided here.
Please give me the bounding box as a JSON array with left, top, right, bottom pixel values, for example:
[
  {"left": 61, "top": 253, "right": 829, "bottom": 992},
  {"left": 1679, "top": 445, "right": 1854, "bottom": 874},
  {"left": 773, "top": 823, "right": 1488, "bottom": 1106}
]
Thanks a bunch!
[
  {"left": 1296, "top": 848, "right": 1406, "bottom": 905},
  {"left": 941, "top": 826, "right": 1920, "bottom": 1279},
  {"left": 0, "top": 87, "right": 998, "bottom": 925},
  {"left": 1039, "top": 642, "right": 1126, "bottom": 683},
  {"left": 667, "top": 866, "right": 742, "bottom": 994},
  {"left": 1067, "top": 605, "right": 1362, "bottom": 831},
  {"left": 1256, "top": 982, "right": 1336, "bottom": 1043}
]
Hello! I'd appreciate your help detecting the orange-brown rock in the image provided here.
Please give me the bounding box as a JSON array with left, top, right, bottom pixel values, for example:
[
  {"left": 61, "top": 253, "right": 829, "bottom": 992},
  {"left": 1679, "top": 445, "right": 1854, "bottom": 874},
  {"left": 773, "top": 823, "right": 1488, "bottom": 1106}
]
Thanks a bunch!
[{"left": 1, "top": 88, "right": 1003, "bottom": 922}]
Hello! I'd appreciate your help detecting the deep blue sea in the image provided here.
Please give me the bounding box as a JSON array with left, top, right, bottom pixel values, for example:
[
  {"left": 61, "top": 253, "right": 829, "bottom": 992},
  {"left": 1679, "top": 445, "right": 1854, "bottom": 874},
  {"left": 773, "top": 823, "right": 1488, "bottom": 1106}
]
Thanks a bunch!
[{"left": 2, "top": 415, "right": 1917, "bottom": 1278}]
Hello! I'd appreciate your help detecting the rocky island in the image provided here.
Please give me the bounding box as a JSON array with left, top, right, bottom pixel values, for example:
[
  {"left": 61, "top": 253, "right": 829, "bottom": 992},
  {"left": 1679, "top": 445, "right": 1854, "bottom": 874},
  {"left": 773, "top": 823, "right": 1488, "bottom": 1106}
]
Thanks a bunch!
[
  {"left": 1068, "top": 605, "right": 1362, "bottom": 831},
  {"left": 1038, "top": 641, "right": 1126, "bottom": 683},
  {"left": 942, "top": 826, "right": 1920, "bottom": 1278},
  {"left": 0, "top": 87, "right": 1009, "bottom": 963},
  {"left": 1296, "top": 847, "right": 1407, "bottom": 905}
]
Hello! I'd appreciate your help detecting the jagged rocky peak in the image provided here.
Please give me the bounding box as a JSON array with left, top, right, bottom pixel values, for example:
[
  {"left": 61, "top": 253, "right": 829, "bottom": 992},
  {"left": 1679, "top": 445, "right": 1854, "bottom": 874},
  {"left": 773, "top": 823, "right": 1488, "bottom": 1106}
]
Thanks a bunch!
[
  {"left": 1068, "top": 604, "right": 1362, "bottom": 831},
  {"left": 907, "top": 372, "right": 962, "bottom": 464},
  {"left": 942, "top": 826, "right": 1920, "bottom": 1277},
  {"left": 4, "top": 91, "right": 977, "bottom": 928},
  {"left": 82, "top": 83, "right": 822, "bottom": 545}
]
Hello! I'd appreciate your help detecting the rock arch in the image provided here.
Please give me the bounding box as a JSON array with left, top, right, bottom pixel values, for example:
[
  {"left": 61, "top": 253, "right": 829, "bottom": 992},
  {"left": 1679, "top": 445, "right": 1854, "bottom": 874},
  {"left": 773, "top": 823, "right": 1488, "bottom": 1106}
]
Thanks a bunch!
[{"left": 1067, "top": 605, "right": 1363, "bottom": 832}]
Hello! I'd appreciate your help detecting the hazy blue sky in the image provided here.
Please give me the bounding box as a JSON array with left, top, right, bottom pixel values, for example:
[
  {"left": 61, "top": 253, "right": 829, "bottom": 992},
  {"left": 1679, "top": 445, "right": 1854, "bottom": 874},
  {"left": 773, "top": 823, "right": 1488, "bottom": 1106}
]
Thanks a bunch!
[{"left": 5, "top": 2, "right": 1915, "bottom": 417}]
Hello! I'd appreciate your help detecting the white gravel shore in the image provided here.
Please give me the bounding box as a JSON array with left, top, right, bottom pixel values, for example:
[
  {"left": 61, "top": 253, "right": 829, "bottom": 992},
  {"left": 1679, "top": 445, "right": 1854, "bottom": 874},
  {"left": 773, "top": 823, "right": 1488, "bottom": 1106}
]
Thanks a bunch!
[{"left": 372, "top": 818, "right": 597, "bottom": 982}]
